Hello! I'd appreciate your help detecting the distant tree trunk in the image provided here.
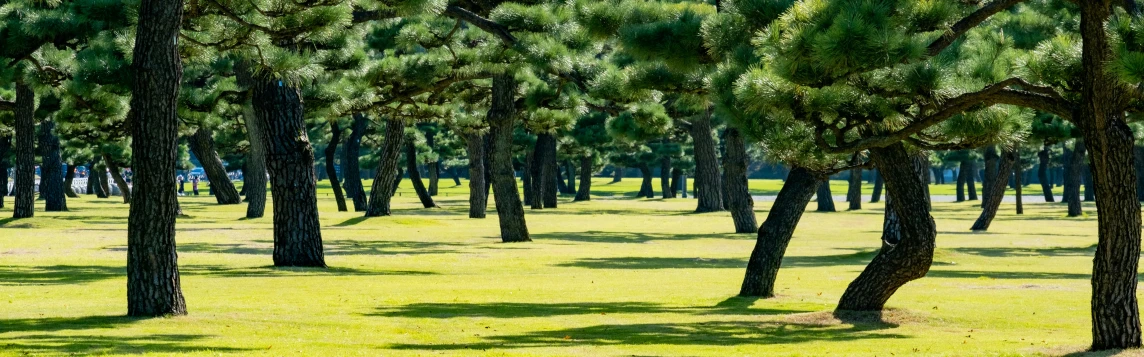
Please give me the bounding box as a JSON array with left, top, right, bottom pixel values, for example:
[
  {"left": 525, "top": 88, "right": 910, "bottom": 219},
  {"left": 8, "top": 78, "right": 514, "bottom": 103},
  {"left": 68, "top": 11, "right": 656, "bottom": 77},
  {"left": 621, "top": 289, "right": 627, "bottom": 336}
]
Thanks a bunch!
[
  {"left": 837, "top": 144, "right": 935, "bottom": 311},
  {"left": 529, "top": 136, "right": 549, "bottom": 209},
  {"left": 739, "top": 166, "right": 822, "bottom": 297},
  {"left": 966, "top": 159, "right": 978, "bottom": 201},
  {"left": 847, "top": 168, "right": 862, "bottom": 210},
  {"left": 188, "top": 128, "right": 241, "bottom": 204},
  {"left": 660, "top": 156, "right": 673, "bottom": 199},
  {"left": 1083, "top": 154, "right": 1095, "bottom": 202},
  {"left": 669, "top": 167, "right": 681, "bottom": 197},
  {"left": 724, "top": 128, "right": 757, "bottom": 233},
  {"left": 556, "top": 163, "right": 570, "bottom": 194},
  {"left": 565, "top": 160, "right": 576, "bottom": 195},
  {"left": 1015, "top": 163, "right": 1024, "bottom": 215},
  {"left": 612, "top": 167, "right": 623, "bottom": 182},
  {"left": 931, "top": 167, "right": 944, "bottom": 184},
  {"left": 97, "top": 162, "right": 112, "bottom": 198},
  {"left": 816, "top": 181, "right": 836, "bottom": 212},
  {"left": 638, "top": 163, "right": 654, "bottom": 198},
  {"left": 522, "top": 150, "right": 534, "bottom": 207},
  {"left": 250, "top": 78, "right": 324, "bottom": 267},
  {"left": 543, "top": 135, "right": 558, "bottom": 208},
  {"left": 465, "top": 133, "right": 488, "bottom": 218},
  {"left": 449, "top": 167, "right": 462, "bottom": 186},
  {"left": 392, "top": 167, "right": 403, "bottom": 196},
  {"left": 104, "top": 155, "right": 132, "bottom": 204},
  {"left": 39, "top": 119, "right": 66, "bottom": 211},
  {"left": 1039, "top": 144, "right": 1055, "bottom": 202},
  {"left": 486, "top": 73, "right": 530, "bottom": 242},
  {"left": 575, "top": 156, "right": 592, "bottom": 202},
  {"left": 1065, "top": 140, "right": 1085, "bottom": 217},
  {"left": 689, "top": 114, "right": 724, "bottom": 212},
  {"left": 324, "top": 122, "right": 348, "bottom": 212},
  {"left": 343, "top": 113, "right": 368, "bottom": 212},
  {"left": 366, "top": 119, "right": 405, "bottom": 217},
  {"left": 241, "top": 103, "right": 268, "bottom": 218},
  {"left": 870, "top": 171, "right": 883, "bottom": 203},
  {"left": 13, "top": 82, "right": 35, "bottom": 218},
  {"left": 425, "top": 130, "right": 439, "bottom": 196},
  {"left": 981, "top": 147, "right": 999, "bottom": 208},
  {"left": 406, "top": 142, "right": 438, "bottom": 208},
  {"left": 956, "top": 160, "right": 968, "bottom": 202},
  {"left": 0, "top": 136, "right": 9, "bottom": 208},
  {"left": 972, "top": 150, "right": 1016, "bottom": 231}
]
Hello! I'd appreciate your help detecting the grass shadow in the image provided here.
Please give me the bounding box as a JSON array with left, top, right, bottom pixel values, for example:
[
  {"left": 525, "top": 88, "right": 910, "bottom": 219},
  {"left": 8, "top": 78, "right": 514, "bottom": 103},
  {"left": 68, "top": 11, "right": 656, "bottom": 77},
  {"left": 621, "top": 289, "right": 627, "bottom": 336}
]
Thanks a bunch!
[
  {"left": 533, "top": 230, "right": 740, "bottom": 244},
  {"left": 368, "top": 300, "right": 807, "bottom": 319},
  {"left": 0, "top": 315, "right": 252, "bottom": 355},
  {"left": 555, "top": 249, "right": 879, "bottom": 270}
]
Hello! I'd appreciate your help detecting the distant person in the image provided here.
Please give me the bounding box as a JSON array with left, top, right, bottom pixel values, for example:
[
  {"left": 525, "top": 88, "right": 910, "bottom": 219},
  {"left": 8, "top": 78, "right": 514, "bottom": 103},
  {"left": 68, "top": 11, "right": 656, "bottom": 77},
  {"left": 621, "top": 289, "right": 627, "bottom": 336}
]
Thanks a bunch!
[
  {"left": 192, "top": 175, "right": 200, "bottom": 196},
  {"left": 177, "top": 174, "right": 185, "bottom": 195}
]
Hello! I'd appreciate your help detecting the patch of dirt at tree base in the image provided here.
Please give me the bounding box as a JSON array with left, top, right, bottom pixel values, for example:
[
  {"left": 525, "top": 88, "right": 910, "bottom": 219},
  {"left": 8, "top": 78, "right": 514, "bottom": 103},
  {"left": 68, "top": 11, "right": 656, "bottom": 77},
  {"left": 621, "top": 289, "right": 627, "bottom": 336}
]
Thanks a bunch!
[
  {"left": 1034, "top": 345, "right": 1144, "bottom": 356},
  {"left": 783, "top": 309, "right": 926, "bottom": 327}
]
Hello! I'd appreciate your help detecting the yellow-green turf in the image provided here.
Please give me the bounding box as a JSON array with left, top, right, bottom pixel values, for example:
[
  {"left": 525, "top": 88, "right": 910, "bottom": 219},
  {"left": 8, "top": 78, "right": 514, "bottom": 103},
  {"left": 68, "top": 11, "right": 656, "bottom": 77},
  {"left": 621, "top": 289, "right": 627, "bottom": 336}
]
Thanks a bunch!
[{"left": 0, "top": 178, "right": 1128, "bottom": 356}]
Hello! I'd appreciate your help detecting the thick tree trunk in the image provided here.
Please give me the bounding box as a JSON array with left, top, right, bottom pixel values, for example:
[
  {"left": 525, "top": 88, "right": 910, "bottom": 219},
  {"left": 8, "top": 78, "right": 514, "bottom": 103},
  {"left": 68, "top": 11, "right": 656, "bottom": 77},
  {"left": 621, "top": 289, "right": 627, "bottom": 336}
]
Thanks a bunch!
[
  {"left": 739, "top": 166, "right": 821, "bottom": 297},
  {"left": 1136, "top": 146, "right": 1144, "bottom": 201},
  {"left": 241, "top": 103, "right": 268, "bottom": 218},
  {"left": 324, "top": 122, "right": 348, "bottom": 212},
  {"left": 612, "top": 167, "right": 623, "bottom": 182},
  {"left": 638, "top": 163, "right": 654, "bottom": 198},
  {"left": 1078, "top": 3, "right": 1142, "bottom": 348},
  {"left": 660, "top": 156, "right": 673, "bottom": 199},
  {"left": 689, "top": 114, "right": 724, "bottom": 212},
  {"left": 343, "top": 113, "right": 368, "bottom": 212},
  {"left": 815, "top": 181, "right": 836, "bottom": 212},
  {"left": 837, "top": 144, "right": 935, "bottom": 311},
  {"left": 982, "top": 147, "right": 999, "bottom": 208},
  {"left": 13, "top": 83, "right": 35, "bottom": 218},
  {"left": 465, "top": 133, "right": 488, "bottom": 218},
  {"left": 251, "top": 79, "right": 324, "bottom": 267},
  {"left": 63, "top": 164, "right": 78, "bottom": 198},
  {"left": 575, "top": 156, "right": 592, "bottom": 201},
  {"left": 1066, "top": 140, "right": 1086, "bottom": 217},
  {"left": 0, "top": 136, "right": 9, "bottom": 208},
  {"left": 1084, "top": 152, "right": 1095, "bottom": 202},
  {"left": 125, "top": 0, "right": 188, "bottom": 316},
  {"left": 530, "top": 135, "right": 556, "bottom": 209},
  {"left": 1039, "top": 144, "right": 1056, "bottom": 202},
  {"left": 847, "top": 168, "right": 862, "bottom": 210},
  {"left": 365, "top": 118, "right": 405, "bottom": 217},
  {"left": 105, "top": 155, "right": 132, "bottom": 204},
  {"left": 971, "top": 150, "right": 1016, "bottom": 231},
  {"left": 38, "top": 119, "right": 66, "bottom": 211},
  {"left": 870, "top": 170, "right": 883, "bottom": 203},
  {"left": 670, "top": 167, "right": 681, "bottom": 197},
  {"left": 486, "top": 73, "right": 530, "bottom": 242},
  {"left": 406, "top": 142, "right": 438, "bottom": 208},
  {"left": 188, "top": 128, "right": 241, "bottom": 204},
  {"left": 724, "top": 128, "right": 757, "bottom": 233}
]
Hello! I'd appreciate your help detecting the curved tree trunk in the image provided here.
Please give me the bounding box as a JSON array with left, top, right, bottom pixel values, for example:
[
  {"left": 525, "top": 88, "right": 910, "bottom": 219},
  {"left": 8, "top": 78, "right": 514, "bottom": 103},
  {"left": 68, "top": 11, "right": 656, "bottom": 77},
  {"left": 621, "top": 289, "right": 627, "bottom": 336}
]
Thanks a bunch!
[
  {"left": 125, "top": 0, "right": 188, "bottom": 316},
  {"left": 343, "top": 113, "right": 368, "bottom": 212},
  {"left": 487, "top": 73, "right": 530, "bottom": 242},
  {"left": 241, "top": 102, "right": 268, "bottom": 218},
  {"left": 847, "top": 168, "right": 862, "bottom": 210},
  {"left": 39, "top": 119, "right": 66, "bottom": 211},
  {"left": 449, "top": 167, "right": 461, "bottom": 186},
  {"left": 366, "top": 118, "right": 406, "bottom": 217},
  {"left": 0, "top": 136, "right": 10, "bottom": 208},
  {"left": 324, "top": 122, "right": 348, "bottom": 212},
  {"left": 638, "top": 164, "right": 654, "bottom": 198},
  {"left": 971, "top": 149, "right": 1016, "bottom": 231},
  {"left": 660, "top": 156, "right": 673, "bottom": 199},
  {"left": 251, "top": 79, "right": 324, "bottom": 268},
  {"left": 982, "top": 147, "right": 999, "bottom": 208},
  {"left": 575, "top": 156, "right": 592, "bottom": 202},
  {"left": 966, "top": 159, "right": 978, "bottom": 201},
  {"left": 837, "top": 144, "right": 935, "bottom": 311},
  {"left": 64, "top": 164, "right": 79, "bottom": 198},
  {"left": 1066, "top": 140, "right": 1086, "bottom": 217},
  {"left": 815, "top": 181, "right": 836, "bottom": 212},
  {"left": 1039, "top": 144, "right": 1056, "bottom": 202},
  {"left": 465, "top": 133, "right": 488, "bottom": 218},
  {"left": 724, "top": 128, "right": 758, "bottom": 233},
  {"left": 406, "top": 142, "right": 438, "bottom": 208},
  {"left": 104, "top": 155, "right": 132, "bottom": 204},
  {"left": 739, "top": 166, "right": 821, "bottom": 297},
  {"left": 425, "top": 129, "right": 439, "bottom": 196},
  {"left": 690, "top": 114, "right": 724, "bottom": 212},
  {"left": 97, "top": 162, "right": 112, "bottom": 199},
  {"left": 188, "top": 128, "right": 241, "bottom": 204},
  {"left": 13, "top": 83, "right": 35, "bottom": 218},
  {"left": 566, "top": 160, "right": 576, "bottom": 195},
  {"left": 870, "top": 170, "right": 883, "bottom": 203}
]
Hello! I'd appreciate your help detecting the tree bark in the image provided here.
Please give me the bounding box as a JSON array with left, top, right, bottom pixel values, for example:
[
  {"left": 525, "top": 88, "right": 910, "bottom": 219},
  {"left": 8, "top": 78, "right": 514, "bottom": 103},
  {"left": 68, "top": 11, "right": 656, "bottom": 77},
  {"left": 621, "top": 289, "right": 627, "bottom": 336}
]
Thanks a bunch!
[
  {"left": 406, "top": 142, "right": 438, "bottom": 208},
  {"left": 565, "top": 160, "right": 576, "bottom": 195},
  {"left": 815, "top": 181, "right": 836, "bottom": 212},
  {"left": 837, "top": 144, "right": 935, "bottom": 311},
  {"left": 343, "top": 113, "right": 368, "bottom": 212},
  {"left": 449, "top": 167, "right": 462, "bottom": 186},
  {"left": 689, "top": 114, "right": 724, "bottom": 212},
  {"left": 1015, "top": 163, "right": 1024, "bottom": 215},
  {"left": 670, "top": 167, "right": 681, "bottom": 197},
  {"left": 847, "top": 168, "right": 862, "bottom": 210},
  {"left": 126, "top": 0, "right": 188, "bottom": 316},
  {"left": 486, "top": 73, "right": 530, "bottom": 242},
  {"left": 0, "top": 136, "right": 9, "bottom": 208},
  {"left": 1136, "top": 146, "right": 1144, "bottom": 202},
  {"left": 956, "top": 160, "right": 968, "bottom": 202},
  {"left": 530, "top": 135, "right": 555, "bottom": 209},
  {"left": 241, "top": 103, "right": 268, "bottom": 218},
  {"left": 660, "top": 156, "right": 673, "bottom": 199},
  {"left": 739, "top": 166, "right": 821, "bottom": 297},
  {"left": 105, "top": 155, "right": 132, "bottom": 204},
  {"left": 365, "top": 118, "right": 405, "bottom": 217},
  {"left": 543, "top": 135, "right": 558, "bottom": 208},
  {"left": 1084, "top": 152, "right": 1096, "bottom": 202},
  {"left": 465, "top": 133, "right": 488, "bottom": 218},
  {"left": 612, "top": 167, "right": 622, "bottom": 182},
  {"left": 324, "top": 122, "right": 348, "bottom": 212},
  {"left": 575, "top": 156, "right": 592, "bottom": 201},
  {"left": 251, "top": 79, "right": 324, "bottom": 267},
  {"left": 971, "top": 150, "right": 1016, "bottom": 231},
  {"left": 13, "top": 83, "right": 35, "bottom": 218},
  {"left": 63, "top": 164, "right": 78, "bottom": 198},
  {"left": 982, "top": 147, "right": 999, "bottom": 208},
  {"left": 188, "top": 128, "right": 241, "bottom": 204},
  {"left": 1039, "top": 143, "right": 1056, "bottom": 202},
  {"left": 638, "top": 163, "right": 654, "bottom": 198},
  {"left": 1066, "top": 140, "right": 1086, "bottom": 217},
  {"left": 522, "top": 150, "right": 534, "bottom": 206},
  {"left": 97, "top": 161, "right": 111, "bottom": 198},
  {"left": 870, "top": 170, "right": 883, "bottom": 203},
  {"left": 38, "top": 119, "right": 66, "bottom": 211},
  {"left": 425, "top": 129, "right": 439, "bottom": 196},
  {"left": 724, "top": 128, "right": 757, "bottom": 233}
]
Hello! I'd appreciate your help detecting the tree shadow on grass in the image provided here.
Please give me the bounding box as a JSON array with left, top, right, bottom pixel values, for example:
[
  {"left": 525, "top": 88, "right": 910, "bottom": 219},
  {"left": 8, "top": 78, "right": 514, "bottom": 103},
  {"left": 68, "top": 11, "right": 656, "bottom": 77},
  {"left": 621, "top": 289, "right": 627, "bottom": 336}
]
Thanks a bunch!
[
  {"left": 368, "top": 299, "right": 804, "bottom": 319},
  {"left": 0, "top": 264, "right": 434, "bottom": 285},
  {"left": 926, "top": 269, "right": 1091, "bottom": 280},
  {"left": 554, "top": 249, "right": 879, "bottom": 270},
  {"left": 0, "top": 316, "right": 252, "bottom": 355},
  {"left": 942, "top": 244, "right": 1096, "bottom": 258},
  {"left": 168, "top": 239, "right": 467, "bottom": 256},
  {"left": 532, "top": 230, "right": 741, "bottom": 244}
]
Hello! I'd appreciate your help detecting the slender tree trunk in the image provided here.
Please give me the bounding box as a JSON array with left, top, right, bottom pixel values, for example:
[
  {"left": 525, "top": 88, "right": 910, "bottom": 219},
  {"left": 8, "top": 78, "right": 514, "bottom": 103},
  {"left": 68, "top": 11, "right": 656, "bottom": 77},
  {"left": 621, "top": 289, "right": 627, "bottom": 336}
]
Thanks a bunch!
[
  {"left": 63, "top": 164, "right": 78, "bottom": 198},
  {"left": 967, "top": 160, "right": 978, "bottom": 200},
  {"left": 449, "top": 167, "right": 461, "bottom": 186},
  {"left": 556, "top": 163, "right": 570, "bottom": 194},
  {"left": 188, "top": 128, "right": 241, "bottom": 204},
  {"left": 956, "top": 160, "right": 968, "bottom": 202},
  {"left": 566, "top": 160, "right": 576, "bottom": 195},
  {"left": 0, "top": 136, "right": 9, "bottom": 208},
  {"left": 1066, "top": 140, "right": 1086, "bottom": 217},
  {"left": 105, "top": 155, "right": 132, "bottom": 204},
  {"left": 251, "top": 78, "right": 324, "bottom": 267},
  {"left": 38, "top": 119, "right": 66, "bottom": 211},
  {"left": 126, "top": 0, "right": 188, "bottom": 316},
  {"left": 1078, "top": 3, "right": 1142, "bottom": 348},
  {"left": 982, "top": 147, "right": 999, "bottom": 208},
  {"left": 406, "top": 142, "right": 438, "bottom": 208},
  {"left": 343, "top": 114, "right": 368, "bottom": 212},
  {"left": 575, "top": 156, "right": 592, "bottom": 201},
  {"left": 837, "top": 144, "right": 935, "bottom": 311},
  {"left": 612, "top": 167, "right": 623, "bottom": 182},
  {"left": 97, "top": 161, "right": 111, "bottom": 198},
  {"left": 391, "top": 167, "right": 403, "bottom": 196},
  {"left": 660, "top": 156, "right": 673, "bottom": 199},
  {"left": 1015, "top": 163, "right": 1024, "bottom": 215},
  {"left": 241, "top": 102, "right": 268, "bottom": 218},
  {"left": 971, "top": 150, "right": 1016, "bottom": 231},
  {"left": 425, "top": 130, "right": 439, "bottom": 196},
  {"left": 324, "top": 122, "right": 348, "bottom": 212},
  {"left": 522, "top": 151, "right": 534, "bottom": 206},
  {"left": 689, "top": 114, "right": 724, "bottom": 212},
  {"left": 365, "top": 118, "right": 405, "bottom": 217},
  {"left": 529, "top": 137, "right": 547, "bottom": 209},
  {"left": 870, "top": 170, "right": 883, "bottom": 203},
  {"left": 486, "top": 73, "right": 530, "bottom": 242},
  {"left": 724, "top": 128, "right": 757, "bottom": 233},
  {"left": 816, "top": 181, "right": 836, "bottom": 212},
  {"left": 847, "top": 168, "right": 862, "bottom": 210},
  {"left": 639, "top": 163, "right": 654, "bottom": 198},
  {"left": 739, "top": 166, "right": 821, "bottom": 297},
  {"left": 1039, "top": 144, "right": 1056, "bottom": 202},
  {"left": 13, "top": 83, "right": 35, "bottom": 218},
  {"left": 543, "top": 135, "right": 558, "bottom": 208},
  {"left": 465, "top": 133, "right": 488, "bottom": 218}
]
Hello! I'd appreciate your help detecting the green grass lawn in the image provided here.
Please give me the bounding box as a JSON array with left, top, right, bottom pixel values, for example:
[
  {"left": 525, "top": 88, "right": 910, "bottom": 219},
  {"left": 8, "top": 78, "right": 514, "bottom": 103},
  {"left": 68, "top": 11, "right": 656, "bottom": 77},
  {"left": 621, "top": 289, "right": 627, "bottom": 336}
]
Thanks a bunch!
[{"left": 0, "top": 177, "right": 1123, "bottom": 356}]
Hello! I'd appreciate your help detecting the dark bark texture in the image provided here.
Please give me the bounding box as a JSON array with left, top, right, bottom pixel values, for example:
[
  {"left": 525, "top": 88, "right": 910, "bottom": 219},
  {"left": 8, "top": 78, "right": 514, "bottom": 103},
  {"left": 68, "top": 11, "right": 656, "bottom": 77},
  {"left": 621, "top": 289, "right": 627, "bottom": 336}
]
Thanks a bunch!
[
  {"left": 406, "top": 142, "right": 438, "bottom": 208},
  {"left": 971, "top": 150, "right": 1016, "bottom": 231},
  {"left": 1039, "top": 143, "right": 1056, "bottom": 202},
  {"left": 575, "top": 156, "right": 592, "bottom": 202},
  {"left": 13, "top": 83, "right": 34, "bottom": 218},
  {"left": 365, "top": 119, "right": 406, "bottom": 217},
  {"left": 241, "top": 103, "right": 268, "bottom": 218},
  {"left": 105, "top": 155, "right": 132, "bottom": 204},
  {"left": 660, "top": 156, "right": 673, "bottom": 199},
  {"left": 870, "top": 171, "right": 883, "bottom": 203},
  {"left": 0, "top": 136, "right": 9, "bottom": 208},
  {"left": 38, "top": 119, "right": 66, "bottom": 211},
  {"left": 739, "top": 166, "right": 821, "bottom": 297},
  {"left": 188, "top": 128, "right": 241, "bottom": 204},
  {"left": 64, "top": 164, "right": 78, "bottom": 198},
  {"left": 465, "top": 133, "right": 488, "bottom": 218},
  {"left": 1066, "top": 140, "right": 1086, "bottom": 217},
  {"left": 343, "top": 114, "right": 368, "bottom": 211},
  {"left": 847, "top": 168, "right": 862, "bottom": 210},
  {"left": 638, "top": 163, "right": 654, "bottom": 198},
  {"left": 816, "top": 182, "right": 836, "bottom": 212},
  {"left": 690, "top": 115, "right": 724, "bottom": 212},
  {"left": 486, "top": 73, "right": 530, "bottom": 242},
  {"left": 982, "top": 147, "right": 999, "bottom": 208},
  {"left": 324, "top": 122, "right": 347, "bottom": 212},
  {"left": 724, "top": 128, "right": 758, "bottom": 233}
]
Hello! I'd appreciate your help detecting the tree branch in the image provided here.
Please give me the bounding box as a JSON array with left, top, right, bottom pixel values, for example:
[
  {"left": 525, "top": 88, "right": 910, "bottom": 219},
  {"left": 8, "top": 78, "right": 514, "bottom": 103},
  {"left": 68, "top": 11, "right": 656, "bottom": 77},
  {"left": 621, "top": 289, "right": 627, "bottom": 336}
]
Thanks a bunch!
[
  {"left": 441, "top": 5, "right": 516, "bottom": 46},
  {"left": 927, "top": 0, "right": 1028, "bottom": 57}
]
